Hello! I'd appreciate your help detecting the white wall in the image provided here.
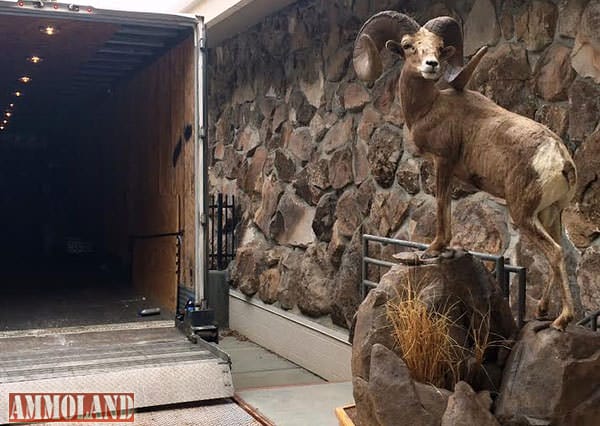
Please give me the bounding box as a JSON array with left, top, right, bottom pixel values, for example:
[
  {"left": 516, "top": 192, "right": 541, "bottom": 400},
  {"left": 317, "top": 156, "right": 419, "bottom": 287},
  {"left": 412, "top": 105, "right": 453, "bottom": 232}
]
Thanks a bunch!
[
  {"left": 89, "top": 0, "right": 297, "bottom": 46},
  {"left": 89, "top": 0, "right": 192, "bottom": 13}
]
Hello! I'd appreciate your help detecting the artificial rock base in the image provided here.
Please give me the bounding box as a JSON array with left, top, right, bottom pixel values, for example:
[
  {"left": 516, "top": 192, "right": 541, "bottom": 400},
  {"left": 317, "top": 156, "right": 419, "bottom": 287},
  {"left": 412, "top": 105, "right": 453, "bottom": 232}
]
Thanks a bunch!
[{"left": 351, "top": 252, "right": 600, "bottom": 426}]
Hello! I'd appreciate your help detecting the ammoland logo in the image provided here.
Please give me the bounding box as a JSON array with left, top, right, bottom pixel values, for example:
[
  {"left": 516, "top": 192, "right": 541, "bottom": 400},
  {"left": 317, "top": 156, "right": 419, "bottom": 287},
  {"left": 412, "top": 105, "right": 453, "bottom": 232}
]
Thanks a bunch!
[{"left": 8, "top": 393, "right": 134, "bottom": 423}]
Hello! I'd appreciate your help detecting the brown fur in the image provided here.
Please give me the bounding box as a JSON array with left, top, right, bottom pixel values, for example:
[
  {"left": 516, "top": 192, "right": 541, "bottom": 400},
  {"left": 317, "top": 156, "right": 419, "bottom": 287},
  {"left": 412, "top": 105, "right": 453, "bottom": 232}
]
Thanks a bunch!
[{"left": 356, "top": 16, "right": 578, "bottom": 331}]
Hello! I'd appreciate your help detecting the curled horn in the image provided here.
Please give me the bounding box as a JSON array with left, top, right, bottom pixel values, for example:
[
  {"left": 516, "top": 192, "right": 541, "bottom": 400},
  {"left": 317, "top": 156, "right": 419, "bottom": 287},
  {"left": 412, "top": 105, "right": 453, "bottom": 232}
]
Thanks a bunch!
[
  {"left": 423, "top": 16, "right": 464, "bottom": 84},
  {"left": 353, "top": 11, "right": 420, "bottom": 82}
]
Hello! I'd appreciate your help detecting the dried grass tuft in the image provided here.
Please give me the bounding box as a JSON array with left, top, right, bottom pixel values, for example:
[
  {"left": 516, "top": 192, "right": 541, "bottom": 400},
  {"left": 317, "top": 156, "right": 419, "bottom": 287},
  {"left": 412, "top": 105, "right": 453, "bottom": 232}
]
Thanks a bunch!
[{"left": 386, "top": 276, "right": 462, "bottom": 388}]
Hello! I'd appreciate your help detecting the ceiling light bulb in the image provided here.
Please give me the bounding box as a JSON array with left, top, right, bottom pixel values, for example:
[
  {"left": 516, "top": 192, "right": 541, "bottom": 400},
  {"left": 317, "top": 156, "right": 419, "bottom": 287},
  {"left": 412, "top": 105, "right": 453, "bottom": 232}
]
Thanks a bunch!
[
  {"left": 5, "top": 112, "right": 11, "bottom": 117},
  {"left": 19, "top": 76, "right": 32, "bottom": 84},
  {"left": 0, "top": 126, "right": 5, "bottom": 131},
  {"left": 2, "top": 120, "right": 7, "bottom": 124},
  {"left": 14, "top": 92, "right": 22, "bottom": 97},
  {"left": 9, "top": 104, "right": 14, "bottom": 108},
  {"left": 40, "top": 26, "right": 59, "bottom": 35},
  {"left": 28, "top": 56, "right": 43, "bottom": 64}
]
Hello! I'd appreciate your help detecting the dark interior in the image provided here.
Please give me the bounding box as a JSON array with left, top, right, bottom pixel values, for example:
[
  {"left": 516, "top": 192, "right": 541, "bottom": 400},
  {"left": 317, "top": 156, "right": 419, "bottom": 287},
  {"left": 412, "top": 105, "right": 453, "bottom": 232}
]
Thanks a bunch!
[{"left": 0, "top": 9, "right": 193, "bottom": 331}]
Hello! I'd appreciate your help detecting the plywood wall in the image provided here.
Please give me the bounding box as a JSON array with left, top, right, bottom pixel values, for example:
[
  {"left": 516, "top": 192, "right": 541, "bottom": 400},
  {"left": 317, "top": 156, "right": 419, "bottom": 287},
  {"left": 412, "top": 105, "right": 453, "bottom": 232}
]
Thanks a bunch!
[{"left": 91, "top": 35, "right": 196, "bottom": 311}]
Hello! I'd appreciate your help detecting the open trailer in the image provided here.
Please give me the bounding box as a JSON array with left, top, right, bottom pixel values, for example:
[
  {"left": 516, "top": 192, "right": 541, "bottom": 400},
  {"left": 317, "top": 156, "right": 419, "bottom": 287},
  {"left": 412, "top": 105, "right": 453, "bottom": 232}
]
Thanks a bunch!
[{"left": 0, "top": 1, "right": 232, "bottom": 420}]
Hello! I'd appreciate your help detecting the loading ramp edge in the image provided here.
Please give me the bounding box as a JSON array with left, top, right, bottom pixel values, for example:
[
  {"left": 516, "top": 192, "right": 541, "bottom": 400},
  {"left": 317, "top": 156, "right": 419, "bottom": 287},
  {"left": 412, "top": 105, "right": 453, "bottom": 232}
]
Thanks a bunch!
[{"left": 0, "top": 326, "right": 234, "bottom": 424}]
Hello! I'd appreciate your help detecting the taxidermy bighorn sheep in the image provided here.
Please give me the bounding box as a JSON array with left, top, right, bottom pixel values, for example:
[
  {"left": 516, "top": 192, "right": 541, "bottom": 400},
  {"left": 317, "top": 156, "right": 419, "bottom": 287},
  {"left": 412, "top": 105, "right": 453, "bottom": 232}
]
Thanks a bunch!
[{"left": 354, "top": 12, "right": 577, "bottom": 331}]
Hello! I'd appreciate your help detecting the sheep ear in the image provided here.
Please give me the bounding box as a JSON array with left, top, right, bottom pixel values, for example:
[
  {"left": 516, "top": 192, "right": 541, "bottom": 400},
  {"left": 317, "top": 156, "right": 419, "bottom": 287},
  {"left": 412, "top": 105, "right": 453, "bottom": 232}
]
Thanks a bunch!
[
  {"left": 385, "top": 40, "right": 404, "bottom": 57},
  {"left": 447, "top": 45, "right": 488, "bottom": 91}
]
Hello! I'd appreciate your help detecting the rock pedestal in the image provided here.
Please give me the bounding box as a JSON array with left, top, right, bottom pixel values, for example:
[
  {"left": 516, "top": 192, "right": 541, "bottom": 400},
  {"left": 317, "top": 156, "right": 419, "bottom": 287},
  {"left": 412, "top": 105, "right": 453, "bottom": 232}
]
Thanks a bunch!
[
  {"left": 352, "top": 251, "right": 600, "bottom": 426},
  {"left": 351, "top": 252, "right": 516, "bottom": 426},
  {"left": 495, "top": 321, "right": 600, "bottom": 426}
]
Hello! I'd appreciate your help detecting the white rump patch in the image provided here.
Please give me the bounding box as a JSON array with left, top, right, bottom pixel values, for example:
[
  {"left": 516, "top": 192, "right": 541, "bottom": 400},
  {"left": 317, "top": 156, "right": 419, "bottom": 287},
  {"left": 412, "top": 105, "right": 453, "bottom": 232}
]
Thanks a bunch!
[{"left": 532, "top": 139, "right": 570, "bottom": 211}]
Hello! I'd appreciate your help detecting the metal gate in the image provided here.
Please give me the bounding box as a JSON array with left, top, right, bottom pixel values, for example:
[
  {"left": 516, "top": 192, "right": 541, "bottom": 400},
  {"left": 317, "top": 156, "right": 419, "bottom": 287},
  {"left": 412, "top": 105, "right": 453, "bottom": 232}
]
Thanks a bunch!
[{"left": 209, "top": 193, "right": 237, "bottom": 271}]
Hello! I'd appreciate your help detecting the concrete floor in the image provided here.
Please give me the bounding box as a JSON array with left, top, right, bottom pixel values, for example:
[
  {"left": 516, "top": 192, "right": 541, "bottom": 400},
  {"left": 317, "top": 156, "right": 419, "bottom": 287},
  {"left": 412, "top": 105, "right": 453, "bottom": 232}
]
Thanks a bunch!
[
  {"left": 238, "top": 382, "right": 354, "bottom": 426},
  {"left": 219, "top": 333, "right": 354, "bottom": 425},
  {"left": 219, "top": 334, "right": 325, "bottom": 390}
]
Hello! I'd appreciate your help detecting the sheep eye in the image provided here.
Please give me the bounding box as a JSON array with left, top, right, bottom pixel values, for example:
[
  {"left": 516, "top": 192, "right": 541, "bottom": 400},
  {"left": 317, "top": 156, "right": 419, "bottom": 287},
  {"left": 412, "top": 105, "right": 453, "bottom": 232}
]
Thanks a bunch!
[{"left": 402, "top": 43, "right": 413, "bottom": 51}]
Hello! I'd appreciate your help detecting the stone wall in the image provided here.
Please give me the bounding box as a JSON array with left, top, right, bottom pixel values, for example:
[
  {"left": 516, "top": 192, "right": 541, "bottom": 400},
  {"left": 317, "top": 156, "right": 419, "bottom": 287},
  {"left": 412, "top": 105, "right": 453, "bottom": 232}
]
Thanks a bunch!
[{"left": 207, "top": 0, "right": 600, "bottom": 329}]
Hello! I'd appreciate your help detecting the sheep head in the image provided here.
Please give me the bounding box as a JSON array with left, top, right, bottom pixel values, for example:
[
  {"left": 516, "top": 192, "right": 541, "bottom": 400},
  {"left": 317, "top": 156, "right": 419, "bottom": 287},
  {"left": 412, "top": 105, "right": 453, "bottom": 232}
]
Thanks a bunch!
[{"left": 353, "top": 12, "right": 470, "bottom": 89}]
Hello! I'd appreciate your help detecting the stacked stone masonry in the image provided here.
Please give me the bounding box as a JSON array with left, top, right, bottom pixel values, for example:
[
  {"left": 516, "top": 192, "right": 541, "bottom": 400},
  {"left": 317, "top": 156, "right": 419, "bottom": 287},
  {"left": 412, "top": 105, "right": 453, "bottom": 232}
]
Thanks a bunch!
[{"left": 208, "top": 0, "right": 600, "bottom": 329}]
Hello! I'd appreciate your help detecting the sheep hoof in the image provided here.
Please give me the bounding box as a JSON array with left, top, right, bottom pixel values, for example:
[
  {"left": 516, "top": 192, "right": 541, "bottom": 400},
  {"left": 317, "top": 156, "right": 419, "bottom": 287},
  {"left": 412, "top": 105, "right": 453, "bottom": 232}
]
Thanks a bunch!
[
  {"left": 551, "top": 314, "right": 573, "bottom": 332},
  {"left": 420, "top": 249, "right": 441, "bottom": 259},
  {"left": 440, "top": 248, "right": 456, "bottom": 259}
]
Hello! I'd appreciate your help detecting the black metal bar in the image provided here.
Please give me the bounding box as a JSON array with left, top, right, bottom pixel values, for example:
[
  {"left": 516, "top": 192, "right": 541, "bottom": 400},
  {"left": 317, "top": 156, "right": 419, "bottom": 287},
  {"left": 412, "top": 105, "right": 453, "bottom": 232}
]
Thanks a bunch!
[
  {"left": 217, "top": 193, "right": 224, "bottom": 270},
  {"left": 206, "top": 193, "right": 238, "bottom": 271},
  {"left": 578, "top": 309, "right": 600, "bottom": 331},
  {"left": 230, "top": 195, "right": 237, "bottom": 260},
  {"left": 365, "top": 234, "right": 429, "bottom": 251},
  {"left": 360, "top": 234, "right": 529, "bottom": 327},
  {"left": 176, "top": 234, "right": 182, "bottom": 283},
  {"left": 129, "top": 231, "right": 184, "bottom": 285},
  {"left": 209, "top": 194, "right": 214, "bottom": 269},
  {"left": 517, "top": 267, "right": 527, "bottom": 328},
  {"left": 363, "top": 234, "right": 509, "bottom": 263},
  {"left": 130, "top": 231, "right": 183, "bottom": 240},
  {"left": 364, "top": 279, "right": 379, "bottom": 288},
  {"left": 361, "top": 235, "right": 368, "bottom": 300},
  {"left": 496, "top": 257, "right": 508, "bottom": 298},
  {"left": 364, "top": 256, "right": 396, "bottom": 268}
]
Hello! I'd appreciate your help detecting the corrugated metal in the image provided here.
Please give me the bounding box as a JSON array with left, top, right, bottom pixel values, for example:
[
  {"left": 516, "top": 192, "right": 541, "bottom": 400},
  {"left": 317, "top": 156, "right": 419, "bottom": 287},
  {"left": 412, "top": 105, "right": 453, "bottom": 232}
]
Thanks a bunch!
[
  {"left": 0, "top": 325, "right": 234, "bottom": 424},
  {"left": 133, "top": 402, "right": 262, "bottom": 426},
  {"left": 20, "top": 401, "right": 262, "bottom": 426},
  {"left": 0, "top": 0, "right": 197, "bottom": 129}
]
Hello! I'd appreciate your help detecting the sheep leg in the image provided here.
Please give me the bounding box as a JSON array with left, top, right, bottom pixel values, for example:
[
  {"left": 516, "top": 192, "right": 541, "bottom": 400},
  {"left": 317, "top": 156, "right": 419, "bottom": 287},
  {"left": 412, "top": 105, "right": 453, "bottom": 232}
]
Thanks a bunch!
[
  {"left": 519, "top": 216, "right": 573, "bottom": 331},
  {"left": 547, "top": 210, "right": 574, "bottom": 331},
  {"left": 535, "top": 206, "right": 561, "bottom": 319},
  {"left": 422, "top": 159, "right": 453, "bottom": 259}
]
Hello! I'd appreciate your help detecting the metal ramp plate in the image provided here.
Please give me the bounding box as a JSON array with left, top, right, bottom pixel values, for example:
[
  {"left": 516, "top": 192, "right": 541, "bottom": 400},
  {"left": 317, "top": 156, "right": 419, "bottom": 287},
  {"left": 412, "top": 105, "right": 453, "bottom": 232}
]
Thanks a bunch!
[
  {"left": 0, "top": 322, "right": 234, "bottom": 424},
  {"left": 11, "top": 402, "right": 262, "bottom": 426}
]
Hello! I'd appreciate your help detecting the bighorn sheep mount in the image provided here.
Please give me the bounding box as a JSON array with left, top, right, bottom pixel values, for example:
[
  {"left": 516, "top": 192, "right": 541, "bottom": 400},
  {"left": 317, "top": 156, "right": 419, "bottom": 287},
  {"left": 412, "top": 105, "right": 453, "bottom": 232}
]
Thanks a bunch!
[{"left": 353, "top": 12, "right": 577, "bottom": 331}]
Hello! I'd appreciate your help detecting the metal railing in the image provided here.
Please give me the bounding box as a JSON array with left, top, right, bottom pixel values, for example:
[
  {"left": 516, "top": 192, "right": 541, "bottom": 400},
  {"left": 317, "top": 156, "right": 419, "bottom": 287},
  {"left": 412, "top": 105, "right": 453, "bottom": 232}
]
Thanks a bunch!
[
  {"left": 361, "top": 234, "right": 527, "bottom": 328},
  {"left": 209, "top": 193, "right": 237, "bottom": 271},
  {"left": 129, "top": 231, "right": 184, "bottom": 283},
  {"left": 577, "top": 309, "right": 600, "bottom": 331}
]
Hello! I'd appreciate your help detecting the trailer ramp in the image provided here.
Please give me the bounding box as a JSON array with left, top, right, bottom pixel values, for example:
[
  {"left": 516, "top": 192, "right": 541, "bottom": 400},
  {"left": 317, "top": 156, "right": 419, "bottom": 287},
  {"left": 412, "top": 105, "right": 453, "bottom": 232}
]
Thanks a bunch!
[{"left": 0, "top": 322, "right": 234, "bottom": 424}]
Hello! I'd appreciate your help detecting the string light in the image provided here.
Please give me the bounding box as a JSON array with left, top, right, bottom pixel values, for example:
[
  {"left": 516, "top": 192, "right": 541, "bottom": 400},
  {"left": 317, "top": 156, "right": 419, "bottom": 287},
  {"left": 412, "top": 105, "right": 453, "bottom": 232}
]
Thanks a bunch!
[
  {"left": 39, "top": 26, "right": 59, "bottom": 36},
  {"left": 27, "top": 56, "right": 43, "bottom": 64},
  {"left": 19, "top": 76, "right": 32, "bottom": 84},
  {"left": 14, "top": 91, "right": 23, "bottom": 97}
]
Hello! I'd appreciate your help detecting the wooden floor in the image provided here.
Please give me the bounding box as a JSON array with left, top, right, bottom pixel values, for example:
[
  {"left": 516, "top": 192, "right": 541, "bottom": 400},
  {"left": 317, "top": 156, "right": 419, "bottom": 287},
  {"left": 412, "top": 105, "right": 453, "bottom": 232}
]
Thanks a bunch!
[{"left": 218, "top": 333, "right": 325, "bottom": 390}]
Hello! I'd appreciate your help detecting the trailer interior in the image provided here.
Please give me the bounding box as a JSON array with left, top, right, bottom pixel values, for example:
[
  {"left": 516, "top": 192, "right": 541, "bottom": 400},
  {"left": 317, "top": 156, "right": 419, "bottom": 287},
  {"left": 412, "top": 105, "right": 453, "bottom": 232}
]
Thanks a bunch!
[{"left": 0, "top": 4, "right": 198, "bottom": 332}]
